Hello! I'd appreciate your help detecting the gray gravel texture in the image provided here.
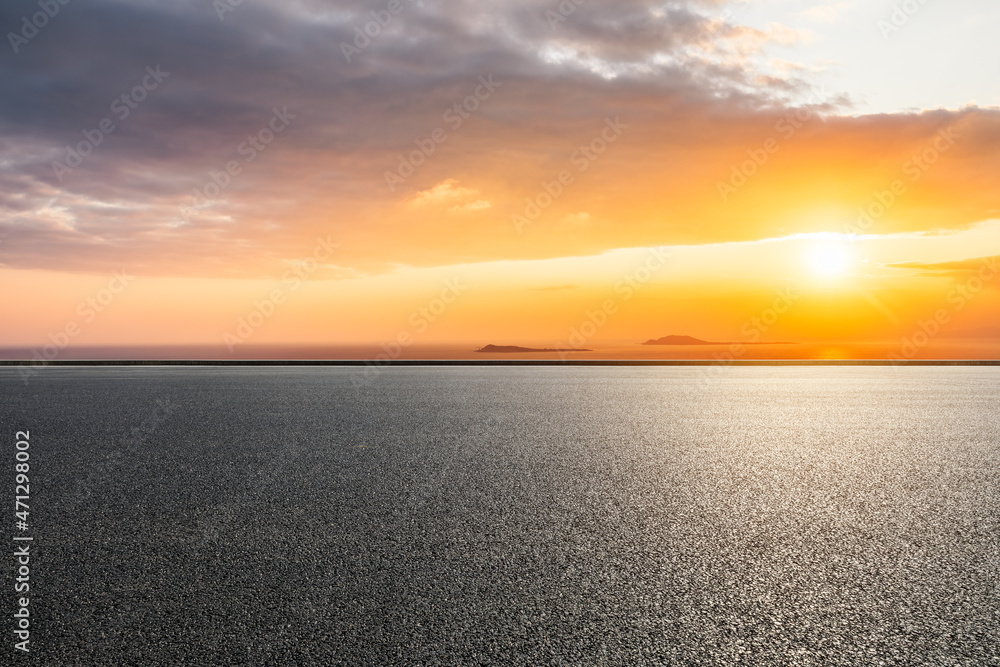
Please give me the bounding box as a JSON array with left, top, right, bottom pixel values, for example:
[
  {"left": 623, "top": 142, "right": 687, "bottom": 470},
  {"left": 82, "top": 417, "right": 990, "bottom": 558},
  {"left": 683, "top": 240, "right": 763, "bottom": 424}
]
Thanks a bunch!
[{"left": 2, "top": 366, "right": 999, "bottom": 666}]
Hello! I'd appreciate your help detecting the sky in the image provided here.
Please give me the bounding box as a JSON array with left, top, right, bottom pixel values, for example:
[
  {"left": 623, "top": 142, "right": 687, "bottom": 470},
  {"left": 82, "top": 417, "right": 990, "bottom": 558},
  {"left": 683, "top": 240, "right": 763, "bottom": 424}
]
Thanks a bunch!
[{"left": 1, "top": 0, "right": 999, "bottom": 358}]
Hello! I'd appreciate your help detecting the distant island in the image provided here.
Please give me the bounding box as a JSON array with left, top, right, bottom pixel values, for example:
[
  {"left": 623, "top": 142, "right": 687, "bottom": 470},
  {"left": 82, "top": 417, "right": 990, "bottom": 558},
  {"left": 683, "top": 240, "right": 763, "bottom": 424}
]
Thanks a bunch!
[
  {"left": 643, "top": 335, "right": 794, "bottom": 346},
  {"left": 643, "top": 335, "right": 719, "bottom": 345},
  {"left": 475, "top": 345, "right": 592, "bottom": 353}
]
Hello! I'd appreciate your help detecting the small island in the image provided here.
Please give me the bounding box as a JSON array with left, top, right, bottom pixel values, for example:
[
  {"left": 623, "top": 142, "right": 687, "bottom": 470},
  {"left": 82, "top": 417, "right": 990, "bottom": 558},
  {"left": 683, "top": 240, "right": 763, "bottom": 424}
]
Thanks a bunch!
[
  {"left": 643, "top": 335, "right": 794, "bottom": 346},
  {"left": 475, "top": 345, "right": 592, "bottom": 353},
  {"left": 643, "top": 335, "right": 720, "bottom": 346}
]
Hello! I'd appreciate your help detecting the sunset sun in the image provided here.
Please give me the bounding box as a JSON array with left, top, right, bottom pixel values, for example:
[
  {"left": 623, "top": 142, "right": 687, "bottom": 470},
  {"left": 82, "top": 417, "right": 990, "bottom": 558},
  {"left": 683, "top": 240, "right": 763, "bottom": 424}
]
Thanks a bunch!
[{"left": 806, "top": 235, "right": 853, "bottom": 278}]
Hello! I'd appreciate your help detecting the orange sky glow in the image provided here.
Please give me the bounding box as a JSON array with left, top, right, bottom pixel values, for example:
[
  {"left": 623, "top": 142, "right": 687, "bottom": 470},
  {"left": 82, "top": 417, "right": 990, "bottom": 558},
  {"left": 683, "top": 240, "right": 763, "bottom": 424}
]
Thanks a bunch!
[{"left": 2, "top": 1, "right": 999, "bottom": 359}]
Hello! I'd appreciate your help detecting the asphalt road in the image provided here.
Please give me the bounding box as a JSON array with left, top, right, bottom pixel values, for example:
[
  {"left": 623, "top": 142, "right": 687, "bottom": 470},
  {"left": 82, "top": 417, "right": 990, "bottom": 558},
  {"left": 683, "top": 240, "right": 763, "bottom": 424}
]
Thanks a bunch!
[{"left": 2, "top": 366, "right": 999, "bottom": 665}]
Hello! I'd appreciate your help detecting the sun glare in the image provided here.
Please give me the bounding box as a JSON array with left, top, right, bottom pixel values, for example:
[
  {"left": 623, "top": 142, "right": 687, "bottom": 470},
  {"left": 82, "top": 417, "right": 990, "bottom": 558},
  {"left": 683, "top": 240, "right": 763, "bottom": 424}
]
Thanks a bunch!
[{"left": 806, "top": 235, "right": 853, "bottom": 278}]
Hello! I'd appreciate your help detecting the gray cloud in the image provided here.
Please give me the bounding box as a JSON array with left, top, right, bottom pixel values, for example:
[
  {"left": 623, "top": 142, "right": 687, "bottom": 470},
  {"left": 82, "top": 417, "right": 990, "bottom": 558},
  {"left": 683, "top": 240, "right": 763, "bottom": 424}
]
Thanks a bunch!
[{"left": 4, "top": 0, "right": 990, "bottom": 278}]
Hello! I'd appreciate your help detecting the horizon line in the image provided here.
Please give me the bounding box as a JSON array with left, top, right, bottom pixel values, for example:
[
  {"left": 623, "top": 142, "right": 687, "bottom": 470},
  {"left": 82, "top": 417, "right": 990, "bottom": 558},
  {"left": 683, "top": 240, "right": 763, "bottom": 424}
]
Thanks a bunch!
[{"left": 2, "top": 360, "right": 1000, "bottom": 367}]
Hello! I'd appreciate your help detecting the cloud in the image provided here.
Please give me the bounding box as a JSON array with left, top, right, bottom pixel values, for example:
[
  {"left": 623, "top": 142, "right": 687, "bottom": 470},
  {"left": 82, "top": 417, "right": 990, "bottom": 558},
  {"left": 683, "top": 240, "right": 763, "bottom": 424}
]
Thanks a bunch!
[
  {"left": 0, "top": 0, "right": 997, "bottom": 279},
  {"left": 408, "top": 179, "right": 491, "bottom": 213},
  {"left": 886, "top": 256, "right": 1000, "bottom": 277},
  {"left": 409, "top": 179, "right": 480, "bottom": 207},
  {"left": 451, "top": 200, "right": 492, "bottom": 213}
]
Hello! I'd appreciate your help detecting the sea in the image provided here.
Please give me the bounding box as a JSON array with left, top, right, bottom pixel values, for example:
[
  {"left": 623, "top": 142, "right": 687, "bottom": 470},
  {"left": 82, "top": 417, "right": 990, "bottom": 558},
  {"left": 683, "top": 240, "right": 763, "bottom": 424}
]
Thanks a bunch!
[{"left": 2, "top": 366, "right": 998, "bottom": 665}]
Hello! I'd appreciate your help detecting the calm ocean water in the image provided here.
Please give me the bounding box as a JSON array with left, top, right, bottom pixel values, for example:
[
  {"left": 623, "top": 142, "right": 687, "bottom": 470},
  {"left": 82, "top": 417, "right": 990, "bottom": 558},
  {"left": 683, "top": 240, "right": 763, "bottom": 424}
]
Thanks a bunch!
[{"left": 2, "top": 367, "right": 998, "bottom": 664}]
